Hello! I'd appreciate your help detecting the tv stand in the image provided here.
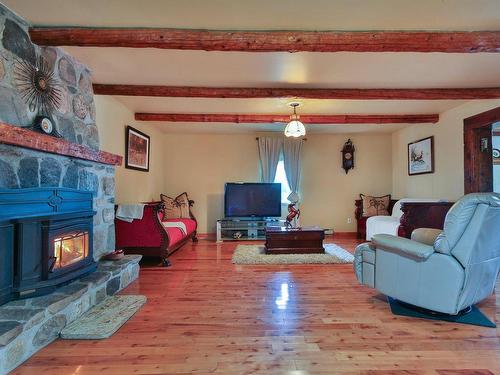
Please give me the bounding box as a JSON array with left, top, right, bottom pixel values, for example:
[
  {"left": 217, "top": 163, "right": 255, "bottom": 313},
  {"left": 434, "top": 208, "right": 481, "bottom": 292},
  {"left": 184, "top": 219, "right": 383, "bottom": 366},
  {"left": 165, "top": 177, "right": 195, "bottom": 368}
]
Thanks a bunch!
[{"left": 216, "top": 218, "right": 282, "bottom": 242}]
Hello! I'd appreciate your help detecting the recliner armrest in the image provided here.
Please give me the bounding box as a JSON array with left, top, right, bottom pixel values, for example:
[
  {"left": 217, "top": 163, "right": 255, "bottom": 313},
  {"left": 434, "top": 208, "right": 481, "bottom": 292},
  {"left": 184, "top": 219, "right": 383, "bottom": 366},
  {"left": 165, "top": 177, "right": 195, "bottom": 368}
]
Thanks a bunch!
[
  {"left": 411, "top": 228, "right": 442, "bottom": 246},
  {"left": 372, "top": 234, "right": 435, "bottom": 260}
]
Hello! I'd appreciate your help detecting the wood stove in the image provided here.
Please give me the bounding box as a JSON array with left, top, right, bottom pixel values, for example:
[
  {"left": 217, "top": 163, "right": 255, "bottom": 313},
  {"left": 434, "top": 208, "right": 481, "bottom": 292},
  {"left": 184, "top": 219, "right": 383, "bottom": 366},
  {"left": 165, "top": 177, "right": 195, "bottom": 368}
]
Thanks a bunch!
[{"left": 0, "top": 188, "right": 96, "bottom": 304}]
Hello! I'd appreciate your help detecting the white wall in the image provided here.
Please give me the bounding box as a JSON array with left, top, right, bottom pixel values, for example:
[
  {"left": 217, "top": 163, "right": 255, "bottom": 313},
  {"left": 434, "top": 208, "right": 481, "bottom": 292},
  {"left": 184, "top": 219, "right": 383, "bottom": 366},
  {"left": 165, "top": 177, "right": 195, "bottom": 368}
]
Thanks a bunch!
[
  {"left": 160, "top": 132, "right": 393, "bottom": 233},
  {"left": 160, "top": 134, "right": 259, "bottom": 233},
  {"left": 301, "top": 133, "right": 393, "bottom": 232},
  {"left": 94, "top": 95, "right": 167, "bottom": 203},
  {"left": 95, "top": 95, "right": 500, "bottom": 234},
  {"left": 392, "top": 100, "right": 500, "bottom": 200}
]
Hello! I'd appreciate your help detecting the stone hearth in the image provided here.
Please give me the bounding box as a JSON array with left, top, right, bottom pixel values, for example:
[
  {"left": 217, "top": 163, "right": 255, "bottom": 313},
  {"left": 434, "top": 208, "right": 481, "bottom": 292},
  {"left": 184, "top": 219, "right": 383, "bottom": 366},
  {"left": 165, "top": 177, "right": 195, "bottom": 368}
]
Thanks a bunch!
[{"left": 0, "top": 255, "right": 141, "bottom": 374}]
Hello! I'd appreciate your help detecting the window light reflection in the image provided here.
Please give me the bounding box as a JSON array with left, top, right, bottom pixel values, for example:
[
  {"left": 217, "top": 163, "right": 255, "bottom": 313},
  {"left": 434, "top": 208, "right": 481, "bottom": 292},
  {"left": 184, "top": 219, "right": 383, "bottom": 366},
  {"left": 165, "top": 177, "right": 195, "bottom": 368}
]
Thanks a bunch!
[{"left": 275, "top": 283, "right": 290, "bottom": 310}]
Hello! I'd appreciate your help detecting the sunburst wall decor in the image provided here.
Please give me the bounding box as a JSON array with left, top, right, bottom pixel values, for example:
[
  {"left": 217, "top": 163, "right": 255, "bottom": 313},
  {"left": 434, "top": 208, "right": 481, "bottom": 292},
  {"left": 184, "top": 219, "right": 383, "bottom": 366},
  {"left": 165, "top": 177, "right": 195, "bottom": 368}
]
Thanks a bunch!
[{"left": 13, "top": 55, "right": 62, "bottom": 115}]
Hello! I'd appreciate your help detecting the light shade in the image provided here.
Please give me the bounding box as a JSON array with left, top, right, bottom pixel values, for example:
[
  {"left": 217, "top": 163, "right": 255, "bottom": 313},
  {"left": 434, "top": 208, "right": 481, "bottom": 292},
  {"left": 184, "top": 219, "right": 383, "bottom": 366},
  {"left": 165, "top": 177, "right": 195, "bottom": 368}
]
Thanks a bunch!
[{"left": 284, "top": 115, "right": 306, "bottom": 137}]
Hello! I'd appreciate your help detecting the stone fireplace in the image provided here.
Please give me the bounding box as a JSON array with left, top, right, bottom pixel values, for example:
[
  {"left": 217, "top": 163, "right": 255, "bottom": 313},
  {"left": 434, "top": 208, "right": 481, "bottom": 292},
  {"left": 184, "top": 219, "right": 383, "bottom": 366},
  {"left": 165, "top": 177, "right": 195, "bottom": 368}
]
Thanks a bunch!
[
  {"left": 0, "top": 3, "right": 120, "bottom": 266},
  {"left": 0, "top": 5, "right": 143, "bottom": 373}
]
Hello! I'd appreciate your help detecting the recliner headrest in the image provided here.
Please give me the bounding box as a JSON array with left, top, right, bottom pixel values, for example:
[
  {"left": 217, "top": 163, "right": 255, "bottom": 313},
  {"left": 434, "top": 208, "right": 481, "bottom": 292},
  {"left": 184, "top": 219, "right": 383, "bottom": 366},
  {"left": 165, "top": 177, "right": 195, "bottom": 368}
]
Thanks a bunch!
[{"left": 434, "top": 193, "right": 500, "bottom": 254}]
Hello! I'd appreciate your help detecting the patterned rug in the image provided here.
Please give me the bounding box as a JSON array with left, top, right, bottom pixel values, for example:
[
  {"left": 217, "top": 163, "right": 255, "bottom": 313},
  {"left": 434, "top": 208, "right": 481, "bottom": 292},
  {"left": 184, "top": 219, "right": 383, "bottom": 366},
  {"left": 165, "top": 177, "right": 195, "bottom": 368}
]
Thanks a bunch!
[
  {"left": 60, "top": 295, "right": 147, "bottom": 339},
  {"left": 232, "top": 244, "right": 354, "bottom": 265}
]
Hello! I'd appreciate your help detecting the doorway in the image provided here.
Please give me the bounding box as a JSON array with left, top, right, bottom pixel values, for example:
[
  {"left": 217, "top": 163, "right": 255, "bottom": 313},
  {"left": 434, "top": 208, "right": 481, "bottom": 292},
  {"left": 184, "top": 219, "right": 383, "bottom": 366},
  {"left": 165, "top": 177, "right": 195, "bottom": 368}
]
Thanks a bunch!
[
  {"left": 463, "top": 107, "right": 500, "bottom": 194},
  {"left": 493, "top": 123, "right": 500, "bottom": 193}
]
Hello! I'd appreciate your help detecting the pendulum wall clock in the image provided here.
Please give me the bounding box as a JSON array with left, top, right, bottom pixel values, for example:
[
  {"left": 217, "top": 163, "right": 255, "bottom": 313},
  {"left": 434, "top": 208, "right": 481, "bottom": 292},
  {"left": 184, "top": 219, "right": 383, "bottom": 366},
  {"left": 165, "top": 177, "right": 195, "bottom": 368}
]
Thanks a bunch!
[{"left": 341, "top": 139, "right": 355, "bottom": 174}]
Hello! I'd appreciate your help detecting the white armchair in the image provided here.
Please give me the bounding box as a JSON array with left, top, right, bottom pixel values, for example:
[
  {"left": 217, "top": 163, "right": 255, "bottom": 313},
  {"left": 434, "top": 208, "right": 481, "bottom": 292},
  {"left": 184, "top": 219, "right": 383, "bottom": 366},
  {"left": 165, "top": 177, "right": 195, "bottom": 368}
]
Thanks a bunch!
[{"left": 365, "top": 198, "right": 441, "bottom": 240}]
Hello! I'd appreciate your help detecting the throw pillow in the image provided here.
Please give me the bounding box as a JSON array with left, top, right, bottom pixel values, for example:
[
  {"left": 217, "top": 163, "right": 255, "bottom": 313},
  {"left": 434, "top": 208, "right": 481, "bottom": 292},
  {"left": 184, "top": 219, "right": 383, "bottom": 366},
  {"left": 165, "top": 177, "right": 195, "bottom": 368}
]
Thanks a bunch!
[
  {"left": 160, "top": 193, "right": 191, "bottom": 219},
  {"left": 360, "top": 194, "right": 391, "bottom": 217},
  {"left": 175, "top": 192, "right": 191, "bottom": 218},
  {"left": 161, "top": 194, "right": 181, "bottom": 219}
]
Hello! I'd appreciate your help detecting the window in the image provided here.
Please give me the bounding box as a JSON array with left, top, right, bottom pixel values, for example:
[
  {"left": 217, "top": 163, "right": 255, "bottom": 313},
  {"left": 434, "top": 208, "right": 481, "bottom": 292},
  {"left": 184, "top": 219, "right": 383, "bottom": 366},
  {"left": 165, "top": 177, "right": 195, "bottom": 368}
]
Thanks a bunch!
[{"left": 274, "top": 159, "right": 292, "bottom": 204}]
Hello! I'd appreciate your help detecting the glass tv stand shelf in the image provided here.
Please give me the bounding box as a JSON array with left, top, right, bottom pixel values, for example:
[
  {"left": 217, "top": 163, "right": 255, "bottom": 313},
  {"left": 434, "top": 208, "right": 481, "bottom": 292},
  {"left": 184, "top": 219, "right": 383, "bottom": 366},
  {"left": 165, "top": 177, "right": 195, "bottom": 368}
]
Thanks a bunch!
[{"left": 216, "top": 218, "right": 284, "bottom": 242}]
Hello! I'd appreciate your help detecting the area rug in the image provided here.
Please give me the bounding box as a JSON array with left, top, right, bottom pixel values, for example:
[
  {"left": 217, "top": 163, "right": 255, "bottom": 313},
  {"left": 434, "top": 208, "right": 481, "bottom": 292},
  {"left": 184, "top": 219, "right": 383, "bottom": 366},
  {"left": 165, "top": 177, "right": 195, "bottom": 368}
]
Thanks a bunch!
[
  {"left": 232, "top": 244, "right": 354, "bottom": 265},
  {"left": 388, "top": 297, "right": 496, "bottom": 328},
  {"left": 60, "top": 295, "right": 147, "bottom": 339}
]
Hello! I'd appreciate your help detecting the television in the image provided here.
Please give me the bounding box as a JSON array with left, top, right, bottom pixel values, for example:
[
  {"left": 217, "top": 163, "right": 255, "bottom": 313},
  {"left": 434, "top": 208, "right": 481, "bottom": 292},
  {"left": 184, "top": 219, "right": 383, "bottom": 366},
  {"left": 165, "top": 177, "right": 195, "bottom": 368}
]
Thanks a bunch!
[{"left": 224, "top": 183, "right": 282, "bottom": 218}]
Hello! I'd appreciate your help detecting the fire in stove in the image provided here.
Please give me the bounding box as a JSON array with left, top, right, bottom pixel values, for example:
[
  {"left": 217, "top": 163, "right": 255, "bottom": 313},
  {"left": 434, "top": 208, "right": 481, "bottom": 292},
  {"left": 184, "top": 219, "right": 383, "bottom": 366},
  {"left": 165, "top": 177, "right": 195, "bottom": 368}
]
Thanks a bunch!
[{"left": 51, "top": 231, "right": 89, "bottom": 271}]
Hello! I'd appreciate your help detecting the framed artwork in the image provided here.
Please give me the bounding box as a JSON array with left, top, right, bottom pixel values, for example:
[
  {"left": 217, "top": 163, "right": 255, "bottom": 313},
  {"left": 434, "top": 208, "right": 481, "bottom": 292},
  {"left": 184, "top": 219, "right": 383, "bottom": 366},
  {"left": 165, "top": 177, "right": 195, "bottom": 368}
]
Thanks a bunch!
[
  {"left": 408, "top": 136, "right": 434, "bottom": 176},
  {"left": 493, "top": 148, "right": 500, "bottom": 165},
  {"left": 125, "top": 126, "right": 150, "bottom": 172}
]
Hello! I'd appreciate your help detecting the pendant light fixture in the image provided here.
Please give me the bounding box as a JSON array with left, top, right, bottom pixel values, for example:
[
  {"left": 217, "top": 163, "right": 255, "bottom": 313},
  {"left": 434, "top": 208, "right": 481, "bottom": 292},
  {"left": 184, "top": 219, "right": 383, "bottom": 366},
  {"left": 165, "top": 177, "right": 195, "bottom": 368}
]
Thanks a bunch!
[{"left": 284, "top": 102, "right": 306, "bottom": 138}]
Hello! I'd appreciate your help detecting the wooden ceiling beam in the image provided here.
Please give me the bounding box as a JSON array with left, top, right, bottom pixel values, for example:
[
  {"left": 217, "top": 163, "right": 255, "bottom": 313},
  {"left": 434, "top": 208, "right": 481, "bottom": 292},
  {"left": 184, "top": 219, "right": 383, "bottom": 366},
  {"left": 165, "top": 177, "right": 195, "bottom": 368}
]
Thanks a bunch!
[
  {"left": 30, "top": 28, "right": 500, "bottom": 53},
  {"left": 134, "top": 113, "right": 439, "bottom": 124},
  {"left": 93, "top": 84, "right": 500, "bottom": 100}
]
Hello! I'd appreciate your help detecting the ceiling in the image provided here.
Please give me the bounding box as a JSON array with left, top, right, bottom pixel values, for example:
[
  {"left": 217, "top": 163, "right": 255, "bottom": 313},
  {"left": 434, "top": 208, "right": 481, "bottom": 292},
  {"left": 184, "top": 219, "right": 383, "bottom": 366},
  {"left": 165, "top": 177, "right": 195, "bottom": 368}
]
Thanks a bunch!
[
  {"left": 5, "top": 0, "right": 500, "bottom": 30},
  {"left": 5, "top": 0, "right": 500, "bottom": 134},
  {"left": 61, "top": 49, "right": 500, "bottom": 88}
]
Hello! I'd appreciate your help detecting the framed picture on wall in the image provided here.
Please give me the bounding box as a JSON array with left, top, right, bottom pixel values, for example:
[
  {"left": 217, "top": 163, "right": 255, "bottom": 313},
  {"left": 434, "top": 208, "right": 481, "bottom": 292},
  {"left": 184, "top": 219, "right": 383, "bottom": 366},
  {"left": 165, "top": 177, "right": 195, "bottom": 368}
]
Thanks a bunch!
[
  {"left": 408, "top": 136, "right": 434, "bottom": 176},
  {"left": 493, "top": 148, "right": 500, "bottom": 165},
  {"left": 125, "top": 126, "right": 150, "bottom": 172}
]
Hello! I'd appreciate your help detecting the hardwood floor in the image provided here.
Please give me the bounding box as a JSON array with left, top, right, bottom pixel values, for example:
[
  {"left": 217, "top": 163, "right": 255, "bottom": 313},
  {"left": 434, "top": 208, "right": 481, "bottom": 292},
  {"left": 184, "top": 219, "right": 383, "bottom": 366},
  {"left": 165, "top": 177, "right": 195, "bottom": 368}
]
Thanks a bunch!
[{"left": 13, "top": 236, "right": 500, "bottom": 375}]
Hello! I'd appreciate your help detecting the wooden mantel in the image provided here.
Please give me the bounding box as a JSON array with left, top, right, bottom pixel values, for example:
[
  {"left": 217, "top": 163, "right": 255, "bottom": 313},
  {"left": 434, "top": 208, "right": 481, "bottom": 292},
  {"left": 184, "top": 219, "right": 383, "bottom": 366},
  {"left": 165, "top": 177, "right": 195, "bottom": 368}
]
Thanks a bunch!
[{"left": 0, "top": 122, "right": 122, "bottom": 166}]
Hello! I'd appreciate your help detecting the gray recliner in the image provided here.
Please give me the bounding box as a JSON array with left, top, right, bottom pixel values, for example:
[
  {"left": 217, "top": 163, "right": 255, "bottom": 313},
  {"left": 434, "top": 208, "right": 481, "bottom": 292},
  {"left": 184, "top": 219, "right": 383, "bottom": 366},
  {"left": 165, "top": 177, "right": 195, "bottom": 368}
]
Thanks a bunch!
[{"left": 354, "top": 193, "right": 500, "bottom": 315}]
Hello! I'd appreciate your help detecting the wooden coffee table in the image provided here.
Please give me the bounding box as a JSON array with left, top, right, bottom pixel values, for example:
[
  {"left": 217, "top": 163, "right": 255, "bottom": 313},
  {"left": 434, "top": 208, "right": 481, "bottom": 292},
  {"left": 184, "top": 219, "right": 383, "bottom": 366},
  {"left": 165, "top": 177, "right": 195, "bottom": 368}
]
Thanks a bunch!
[{"left": 264, "top": 226, "right": 325, "bottom": 254}]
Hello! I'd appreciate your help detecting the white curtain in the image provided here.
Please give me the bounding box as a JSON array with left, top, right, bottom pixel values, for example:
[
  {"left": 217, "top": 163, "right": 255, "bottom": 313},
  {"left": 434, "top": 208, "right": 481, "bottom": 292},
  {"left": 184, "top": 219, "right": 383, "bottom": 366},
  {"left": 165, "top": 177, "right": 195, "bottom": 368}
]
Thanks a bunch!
[
  {"left": 283, "top": 138, "right": 304, "bottom": 203},
  {"left": 258, "top": 137, "right": 283, "bottom": 183}
]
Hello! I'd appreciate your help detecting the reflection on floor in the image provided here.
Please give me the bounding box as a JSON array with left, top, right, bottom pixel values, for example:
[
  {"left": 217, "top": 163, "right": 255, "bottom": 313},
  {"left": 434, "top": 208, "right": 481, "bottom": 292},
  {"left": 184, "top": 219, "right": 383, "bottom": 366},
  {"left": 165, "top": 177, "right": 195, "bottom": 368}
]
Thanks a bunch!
[{"left": 14, "top": 235, "right": 500, "bottom": 375}]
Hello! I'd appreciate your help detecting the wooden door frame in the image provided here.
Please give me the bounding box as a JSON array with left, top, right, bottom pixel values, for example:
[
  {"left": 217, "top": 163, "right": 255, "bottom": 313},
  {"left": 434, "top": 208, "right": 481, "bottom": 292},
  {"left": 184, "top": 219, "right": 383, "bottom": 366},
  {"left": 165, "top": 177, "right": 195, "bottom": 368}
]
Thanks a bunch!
[{"left": 463, "top": 106, "right": 500, "bottom": 193}]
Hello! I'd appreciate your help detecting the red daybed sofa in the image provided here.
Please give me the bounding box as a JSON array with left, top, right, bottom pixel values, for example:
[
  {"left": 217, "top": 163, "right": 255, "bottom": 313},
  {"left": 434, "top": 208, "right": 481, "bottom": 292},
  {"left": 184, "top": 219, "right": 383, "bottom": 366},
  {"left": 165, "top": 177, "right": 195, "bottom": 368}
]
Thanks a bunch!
[{"left": 115, "top": 201, "right": 198, "bottom": 266}]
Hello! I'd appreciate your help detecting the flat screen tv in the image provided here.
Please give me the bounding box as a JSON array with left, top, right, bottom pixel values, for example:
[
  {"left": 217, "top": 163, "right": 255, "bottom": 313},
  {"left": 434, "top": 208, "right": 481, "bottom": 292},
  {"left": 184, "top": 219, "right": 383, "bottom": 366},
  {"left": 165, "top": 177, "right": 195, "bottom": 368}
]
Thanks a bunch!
[{"left": 224, "top": 183, "right": 281, "bottom": 218}]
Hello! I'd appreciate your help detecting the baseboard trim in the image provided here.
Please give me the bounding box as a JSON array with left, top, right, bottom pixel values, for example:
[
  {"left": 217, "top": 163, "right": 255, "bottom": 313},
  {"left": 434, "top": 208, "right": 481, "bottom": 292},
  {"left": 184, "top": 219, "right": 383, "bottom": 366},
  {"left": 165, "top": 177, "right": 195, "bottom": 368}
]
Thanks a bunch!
[
  {"left": 196, "top": 233, "right": 217, "bottom": 240},
  {"left": 330, "top": 232, "right": 358, "bottom": 239}
]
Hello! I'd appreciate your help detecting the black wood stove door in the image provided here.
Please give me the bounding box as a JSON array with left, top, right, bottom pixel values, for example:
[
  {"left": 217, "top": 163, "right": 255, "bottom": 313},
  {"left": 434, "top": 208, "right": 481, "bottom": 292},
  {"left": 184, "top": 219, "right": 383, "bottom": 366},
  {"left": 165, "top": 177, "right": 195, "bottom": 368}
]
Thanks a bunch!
[
  {"left": 15, "top": 219, "right": 44, "bottom": 292},
  {"left": 0, "top": 221, "right": 14, "bottom": 305}
]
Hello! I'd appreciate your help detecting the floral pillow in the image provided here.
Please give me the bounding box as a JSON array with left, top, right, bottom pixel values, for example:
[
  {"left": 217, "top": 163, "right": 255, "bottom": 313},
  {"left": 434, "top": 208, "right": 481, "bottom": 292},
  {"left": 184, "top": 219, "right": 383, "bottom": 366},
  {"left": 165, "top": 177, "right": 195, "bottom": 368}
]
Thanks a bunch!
[
  {"left": 360, "top": 194, "right": 391, "bottom": 217},
  {"left": 160, "top": 192, "right": 191, "bottom": 219}
]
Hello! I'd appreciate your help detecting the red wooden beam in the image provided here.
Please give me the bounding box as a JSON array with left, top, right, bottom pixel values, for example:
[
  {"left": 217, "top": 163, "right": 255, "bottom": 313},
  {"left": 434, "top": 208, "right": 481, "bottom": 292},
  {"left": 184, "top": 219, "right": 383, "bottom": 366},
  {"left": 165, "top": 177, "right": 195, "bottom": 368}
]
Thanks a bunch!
[
  {"left": 30, "top": 28, "right": 500, "bottom": 53},
  {"left": 134, "top": 113, "right": 439, "bottom": 124},
  {"left": 93, "top": 84, "right": 500, "bottom": 100},
  {"left": 0, "top": 122, "right": 122, "bottom": 166}
]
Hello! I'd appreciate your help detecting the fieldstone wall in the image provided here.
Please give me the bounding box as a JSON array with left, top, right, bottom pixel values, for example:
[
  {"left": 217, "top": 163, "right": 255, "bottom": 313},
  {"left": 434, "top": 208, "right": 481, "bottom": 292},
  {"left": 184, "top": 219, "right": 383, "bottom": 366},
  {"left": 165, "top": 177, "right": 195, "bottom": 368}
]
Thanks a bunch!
[
  {"left": 0, "top": 255, "right": 141, "bottom": 375},
  {"left": 0, "top": 5, "right": 117, "bottom": 260},
  {"left": 0, "top": 5, "right": 98, "bottom": 148}
]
